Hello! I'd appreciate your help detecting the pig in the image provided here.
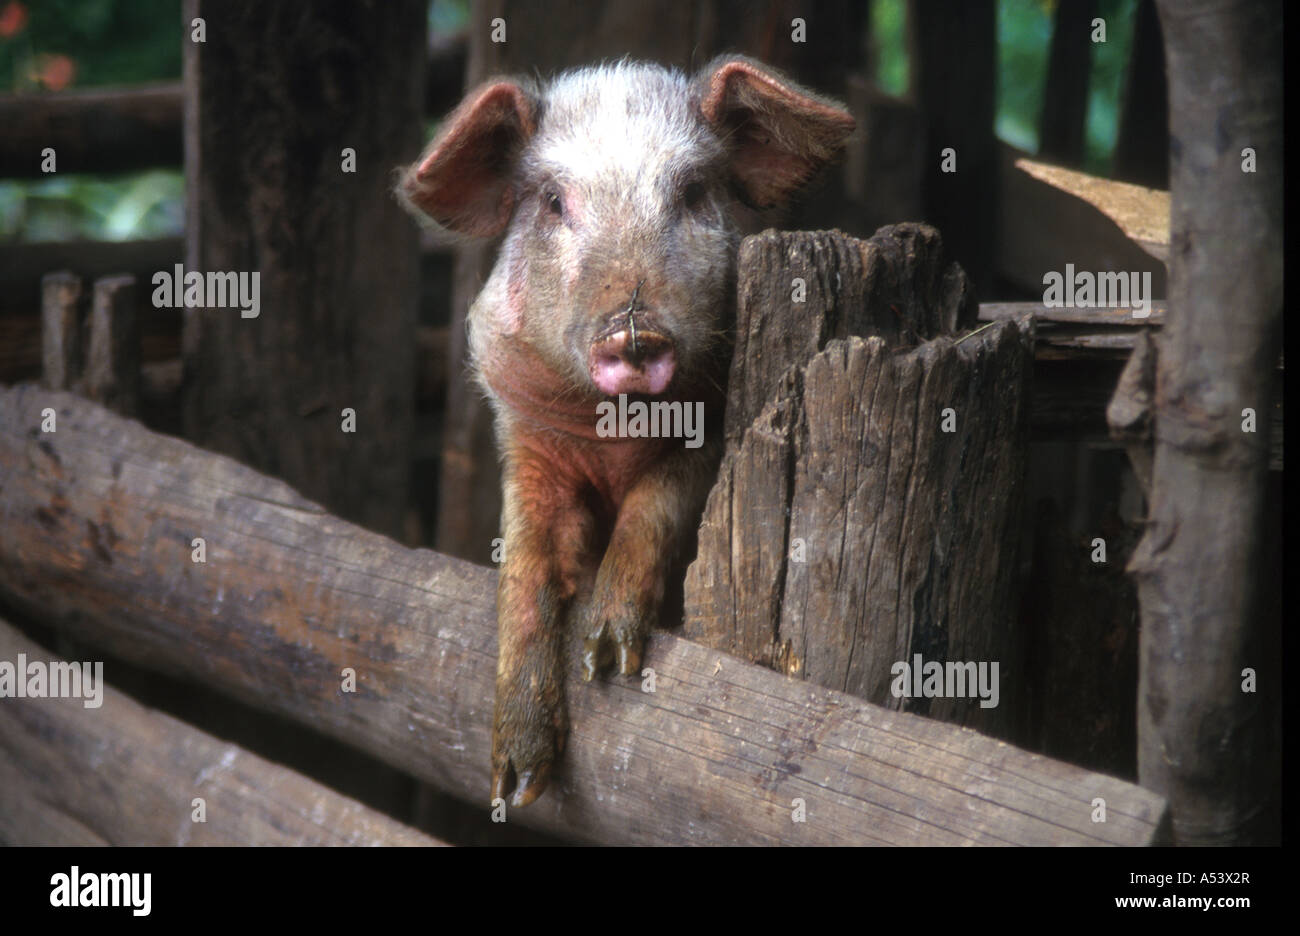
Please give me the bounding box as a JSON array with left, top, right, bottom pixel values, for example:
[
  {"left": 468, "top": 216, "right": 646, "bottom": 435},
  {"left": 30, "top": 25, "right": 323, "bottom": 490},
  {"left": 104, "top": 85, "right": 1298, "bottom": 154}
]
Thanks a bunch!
[{"left": 400, "top": 56, "right": 854, "bottom": 807}]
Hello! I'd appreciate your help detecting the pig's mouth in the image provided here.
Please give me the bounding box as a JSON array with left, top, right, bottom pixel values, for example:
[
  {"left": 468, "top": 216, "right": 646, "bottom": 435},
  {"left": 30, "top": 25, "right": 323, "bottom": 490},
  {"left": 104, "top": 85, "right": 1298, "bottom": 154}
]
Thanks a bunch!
[{"left": 588, "top": 313, "right": 676, "bottom": 396}]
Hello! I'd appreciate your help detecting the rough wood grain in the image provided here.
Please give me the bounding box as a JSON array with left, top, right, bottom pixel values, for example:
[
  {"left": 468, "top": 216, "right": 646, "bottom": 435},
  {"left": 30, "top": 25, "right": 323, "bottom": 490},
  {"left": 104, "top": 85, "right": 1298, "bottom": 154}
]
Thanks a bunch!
[
  {"left": 687, "top": 318, "right": 1034, "bottom": 741},
  {"left": 0, "top": 386, "right": 1168, "bottom": 844},
  {"left": 725, "top": 226, "right": 976, "bottom": 448},
  {"left": 0, "top": 619, "right": 443, "bottom": 846},
  {"left": 1135, "top": 0, "right": 1282, "bottom": 845},
  {"left": 687, "top": 225, "right": 1029, "bottom": 740}
]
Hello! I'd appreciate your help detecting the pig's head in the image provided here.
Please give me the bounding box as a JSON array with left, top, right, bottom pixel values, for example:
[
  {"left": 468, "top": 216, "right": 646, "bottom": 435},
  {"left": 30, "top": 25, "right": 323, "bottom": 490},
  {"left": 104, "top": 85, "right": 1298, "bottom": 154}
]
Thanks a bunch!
[{"left": 401, "top": 57, "right": 854, "bottom": 400}]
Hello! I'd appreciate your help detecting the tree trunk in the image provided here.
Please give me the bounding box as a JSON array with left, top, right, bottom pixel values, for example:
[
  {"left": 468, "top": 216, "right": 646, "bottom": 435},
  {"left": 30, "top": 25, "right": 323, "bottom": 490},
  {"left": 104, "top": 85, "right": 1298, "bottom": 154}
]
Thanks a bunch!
[
  {"left": 1134, "top": 0, "right": 1282, "bottom": 845},
  {"left": 181, "top": 0, "right": 424, "bottom": 540}
]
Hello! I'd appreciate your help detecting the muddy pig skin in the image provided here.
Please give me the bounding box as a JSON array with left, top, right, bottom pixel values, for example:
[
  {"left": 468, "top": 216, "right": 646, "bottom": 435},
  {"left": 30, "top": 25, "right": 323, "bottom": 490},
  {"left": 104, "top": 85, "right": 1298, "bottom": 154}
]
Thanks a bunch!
[{"left": 401, "top": 56, "right": 853, "bottom": 807}]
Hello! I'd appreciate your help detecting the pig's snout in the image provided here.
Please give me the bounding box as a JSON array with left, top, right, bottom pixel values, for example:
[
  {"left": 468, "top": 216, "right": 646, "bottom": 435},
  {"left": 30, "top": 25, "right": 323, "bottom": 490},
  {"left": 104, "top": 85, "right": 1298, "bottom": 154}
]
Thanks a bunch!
[
  {"left": 588, "top": 296, "right": 676, "bottom": 396},
  {"left": 589, "top": 320, "right": 676, "bottom": 396}
]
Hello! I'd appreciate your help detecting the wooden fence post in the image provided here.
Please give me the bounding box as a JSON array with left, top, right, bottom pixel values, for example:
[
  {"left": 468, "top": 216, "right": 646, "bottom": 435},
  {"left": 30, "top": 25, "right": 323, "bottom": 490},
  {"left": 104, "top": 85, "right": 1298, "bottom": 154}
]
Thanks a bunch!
[
  {"left": 40, "top": 272, "right": 84, "bottom": 392},
  {"left": 685, "top": 225, "right": 1034, "bottom": 741},
  {"left": 84, "top": 275, "right": 139, "bottom": 417}
]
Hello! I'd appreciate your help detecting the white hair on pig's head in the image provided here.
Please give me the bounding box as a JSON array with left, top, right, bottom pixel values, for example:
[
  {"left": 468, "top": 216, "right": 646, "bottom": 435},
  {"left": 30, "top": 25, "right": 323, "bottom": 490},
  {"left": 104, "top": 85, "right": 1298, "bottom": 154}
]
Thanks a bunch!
[{"left": 401, "top": 56, "right": 855, "bottom": 400}]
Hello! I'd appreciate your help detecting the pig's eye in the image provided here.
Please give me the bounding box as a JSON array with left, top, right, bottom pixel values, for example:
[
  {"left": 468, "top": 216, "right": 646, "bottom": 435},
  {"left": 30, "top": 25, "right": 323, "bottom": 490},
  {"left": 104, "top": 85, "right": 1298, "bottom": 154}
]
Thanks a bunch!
[
  {"left": 545, "top": 191, "right": 564, "bottom": 216},
  {"left": 683, "top": 180, "right": 707, "bottom": 211}
]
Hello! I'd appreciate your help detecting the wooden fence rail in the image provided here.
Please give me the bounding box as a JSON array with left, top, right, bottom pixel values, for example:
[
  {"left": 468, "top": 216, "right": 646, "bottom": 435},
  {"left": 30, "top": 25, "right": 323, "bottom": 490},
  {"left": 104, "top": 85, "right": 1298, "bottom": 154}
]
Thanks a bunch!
[
  {"left": 0, "top": 618, "right": 443, "bottom": 846},
  {"left": 0, "top": 384, "right": 1169, "bottom": 845}
]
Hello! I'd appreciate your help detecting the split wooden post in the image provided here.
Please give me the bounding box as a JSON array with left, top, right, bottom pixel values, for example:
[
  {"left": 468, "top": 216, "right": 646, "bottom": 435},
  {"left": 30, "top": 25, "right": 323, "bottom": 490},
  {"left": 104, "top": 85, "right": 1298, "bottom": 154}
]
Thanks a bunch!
[{"left": 685, "top": 225, "right": 1033, "bottom": 742}]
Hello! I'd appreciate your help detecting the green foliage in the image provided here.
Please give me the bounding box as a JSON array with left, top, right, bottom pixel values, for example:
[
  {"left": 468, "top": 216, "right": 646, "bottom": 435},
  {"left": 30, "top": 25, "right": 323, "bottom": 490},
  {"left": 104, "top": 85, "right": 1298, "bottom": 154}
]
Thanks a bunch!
[
  {"left": 0, "top": 0, "right": 180, "bottom": 91},
  {"left": 2, "top": 0, "right": 1148, "bottom": 245},
  {"left": 1084, "top": 0, "right": 1137, "bottom": 174},
  {"left": 997, "top": 0, "right": 1055, "bottom": 153},
  {"left": 429, "top": 0, "right": 468, "bottom": 36},
  {"left": 0, "top": 1, "right": 181, "bottom": 242},
  {"left": 870, "top": 0, "right": 908, "bottom": 96},
  {"left": 0, "top": 170, "right": 182, "bottom": 242},
  {"left": 996, "top": 0, "right": 1139, "bottom": 174}
]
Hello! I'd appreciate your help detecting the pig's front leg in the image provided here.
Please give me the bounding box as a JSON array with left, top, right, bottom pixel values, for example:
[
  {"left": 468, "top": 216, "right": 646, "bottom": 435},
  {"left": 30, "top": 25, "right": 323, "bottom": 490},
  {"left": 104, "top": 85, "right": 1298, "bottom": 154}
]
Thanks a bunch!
[
  {"left": 582, "top": 441, "right": 719, "bottom": 680},
  {"left": 491, "top": 451, "right": 595, "bottom": 807}
]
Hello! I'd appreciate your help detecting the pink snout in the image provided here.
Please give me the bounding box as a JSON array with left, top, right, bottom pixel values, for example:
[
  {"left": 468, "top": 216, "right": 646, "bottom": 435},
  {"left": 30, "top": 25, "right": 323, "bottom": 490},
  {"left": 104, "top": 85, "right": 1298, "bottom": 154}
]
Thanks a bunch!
[{"left": 588, "top": 326, "right": 676, "bottom": 396}]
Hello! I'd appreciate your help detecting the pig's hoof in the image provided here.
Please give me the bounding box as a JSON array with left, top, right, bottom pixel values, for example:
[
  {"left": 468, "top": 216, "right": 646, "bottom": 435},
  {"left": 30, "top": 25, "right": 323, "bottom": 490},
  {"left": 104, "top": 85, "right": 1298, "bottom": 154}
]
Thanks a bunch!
[
  {"left": 491, "top": 686, "right": 567, "bottom": 808},
  {"left": 581, "top": 605, "right": 647, "bottom": 682},
  {"left": 492, "top": 759, "right": 552, "bottom": 809}
]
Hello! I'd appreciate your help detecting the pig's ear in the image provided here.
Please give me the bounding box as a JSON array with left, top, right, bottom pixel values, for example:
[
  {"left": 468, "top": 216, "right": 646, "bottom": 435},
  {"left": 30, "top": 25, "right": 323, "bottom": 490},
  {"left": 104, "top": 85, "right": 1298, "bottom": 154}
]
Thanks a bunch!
[
  {"left": 696, "top": 57, "right": 855, "bottom": 209},
  {"left": 400, "top": 80, "right": 537, "bottom": 237}
]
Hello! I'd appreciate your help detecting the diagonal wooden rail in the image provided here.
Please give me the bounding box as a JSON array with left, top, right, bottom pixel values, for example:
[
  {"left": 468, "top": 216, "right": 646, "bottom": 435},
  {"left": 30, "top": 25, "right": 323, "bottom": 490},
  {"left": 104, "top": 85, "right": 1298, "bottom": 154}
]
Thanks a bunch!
[
  {"left": 0, "top": 618, "right": 442, "bottom": 846},
  {"left": 0, "top": 385, "right": 1169, "bottom": 845}
]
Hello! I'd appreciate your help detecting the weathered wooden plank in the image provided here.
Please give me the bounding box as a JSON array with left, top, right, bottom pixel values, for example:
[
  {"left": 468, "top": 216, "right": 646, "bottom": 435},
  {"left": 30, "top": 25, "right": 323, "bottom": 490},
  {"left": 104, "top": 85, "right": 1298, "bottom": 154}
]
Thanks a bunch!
[
  {"left": 1014, "top": 157, "right": 1170, "bottom": 263},
  {"left": 0, "top": 385, "right": 1168, "bottom": 845},
  {"left": 0, "top": 618, "right": 443, "bottom": 846},
  {"left": 0, "top": 83, "right": 181, "bottom": 179},
  {"left": 996, "top": 143, "right": 1167, "bottom": 297},
  {"left": 978, "top": 302, "right": 1167, "bottom": 327},
  {"left": 688, "top": 226, "right": 1027, "bottom": 740}
]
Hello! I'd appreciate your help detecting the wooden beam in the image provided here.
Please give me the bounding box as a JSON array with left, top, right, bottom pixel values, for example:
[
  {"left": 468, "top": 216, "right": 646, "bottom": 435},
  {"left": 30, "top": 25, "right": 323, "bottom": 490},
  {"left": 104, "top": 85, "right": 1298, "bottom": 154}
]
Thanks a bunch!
[
  {"left": 0, "top": 618, "right": 443, "bottom": 846},
  {"left": 0, "top": 33, "right": 469, "bottom": 180},
  {"left": 0, "top": 83, "right": 181, "bottom": 179},
  {"left": 996, "top": 143, "right": 1167, "bottom": 296},
  {"left": 1014, "top": 157, "right": 1171, "bottom": 263},
  {"left": 0, "top": 385, "right": 1169, "bottom": 845}
]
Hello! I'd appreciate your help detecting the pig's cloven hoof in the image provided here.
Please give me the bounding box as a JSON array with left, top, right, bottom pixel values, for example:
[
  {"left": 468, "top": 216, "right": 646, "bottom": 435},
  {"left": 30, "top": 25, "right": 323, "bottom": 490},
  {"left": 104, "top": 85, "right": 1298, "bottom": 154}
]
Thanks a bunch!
[
  {"left": 491, "top": 669, "right": 567, "bottom": 808},
  {"left": 581, "top": 602, "right": 648, "bottom": 682}
]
